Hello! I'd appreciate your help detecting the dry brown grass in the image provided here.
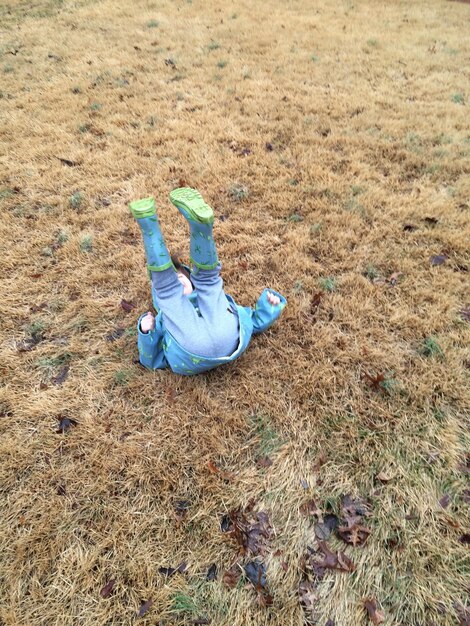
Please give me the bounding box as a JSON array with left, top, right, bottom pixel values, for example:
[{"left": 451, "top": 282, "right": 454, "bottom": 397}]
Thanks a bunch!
[{"left": 1, "top": 0, "right": 469, "bottom": 624}]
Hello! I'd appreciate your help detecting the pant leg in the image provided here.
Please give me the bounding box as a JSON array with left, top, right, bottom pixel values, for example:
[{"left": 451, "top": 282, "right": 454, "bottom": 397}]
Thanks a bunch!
[
  {"left": 151, "top": 268, "right": 233, "bottom": 358},
  {"left": 190, "top": 264, "right": 240, "bottom": 355}
]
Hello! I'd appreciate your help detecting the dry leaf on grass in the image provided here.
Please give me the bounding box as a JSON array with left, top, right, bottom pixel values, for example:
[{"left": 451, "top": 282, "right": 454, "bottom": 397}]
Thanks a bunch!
[
  {"left": 300, "top": 499, "right": 322, "bottom": 518},
  {"left": 52, "top": 365, "right": 69, "bottom": 385},
  {"left": 439, "top": 494, "right": 451, "bottom": 509},
  {"left": 224, "top": 506, "right": 273, "bottom": 556},
  {"left": 158, "top": 561, "right": 187, "bottom": 577},
  {"left": 206, "top": 564, "right": 217, "bottom": 581},
  {"left": 207, "top": 461, "right": 235, "bottom": 481},
  {"left": 337, "top": 495, "right": 372, "bottom": 546},
  {"left": 137, "top": 599, "right": 153, "bottom": 618},
  {"left": 120, "top": 298, "right": 135, "bottom": 312},
  {"left": 315, "top": 541, "right": 355, "bottom": 573},
  {"left": 364, "top": 598, "right": 385, "bottom": 624},
  {"left": 100, "top": 579, "right": 116, "bottom": 598},
  {"left": 56, "top": 417, "right": 77, "bottom": 433},
  {"left": 459, "top": 307, "right": 470, "bottom": 322},
  {"left": 430, "top": 254, "right": 448, "bottom": 266},
  {"left": 222, "top": 564, "right": 241, "bottom": 588}
]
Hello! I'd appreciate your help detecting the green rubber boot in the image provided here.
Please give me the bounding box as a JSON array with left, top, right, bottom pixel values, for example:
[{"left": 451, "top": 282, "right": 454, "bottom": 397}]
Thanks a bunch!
[
  {"left": 169, "top": 187, "right": 218, "bottom": 270},
  {"left": 128, "top": 197, "right": 173, "bottom": 272}
]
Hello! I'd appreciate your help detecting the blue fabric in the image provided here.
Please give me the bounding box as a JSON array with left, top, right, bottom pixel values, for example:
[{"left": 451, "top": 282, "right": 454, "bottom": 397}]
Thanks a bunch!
[
  {"left": 188, "top": 221, "right": 218, "bottom": 269},
  {"left": 136, "top": 214, "right": 172, "bottom": 270},
  {"left": 137, "top": 286, "right": 287, "bottom": 375},
  {"left": 149, "top": 265, "right": 240, "bottom": 359}
]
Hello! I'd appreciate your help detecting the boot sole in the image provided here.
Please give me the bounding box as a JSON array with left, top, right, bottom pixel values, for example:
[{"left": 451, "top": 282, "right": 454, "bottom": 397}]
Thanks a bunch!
[
  {"left": 129, "top": 197, "right": 157, "bottom": 219},
  {"left": 169, "top": 188, "right": 214, "bottom": 224}
]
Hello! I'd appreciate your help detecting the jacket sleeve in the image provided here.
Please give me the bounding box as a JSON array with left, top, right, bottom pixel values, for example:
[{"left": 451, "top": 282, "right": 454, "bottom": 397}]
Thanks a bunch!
[
  {"left": 137, "top": 313, "right": 168, "bottom": 370},
  {"left": 251, "top": 288, "right": 287, "bottom": 335}
]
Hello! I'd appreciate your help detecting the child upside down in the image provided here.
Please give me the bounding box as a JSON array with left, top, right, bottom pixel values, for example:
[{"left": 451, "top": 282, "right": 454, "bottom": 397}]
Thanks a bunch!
[{"left": 129, "top": 188, "right": 286, "bottom": 375}]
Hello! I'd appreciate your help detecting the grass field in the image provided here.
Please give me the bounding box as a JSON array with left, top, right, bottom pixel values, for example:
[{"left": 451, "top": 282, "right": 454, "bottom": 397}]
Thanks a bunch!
[{"left": 1, "top": 0, "right": 469, "bottom": 624}]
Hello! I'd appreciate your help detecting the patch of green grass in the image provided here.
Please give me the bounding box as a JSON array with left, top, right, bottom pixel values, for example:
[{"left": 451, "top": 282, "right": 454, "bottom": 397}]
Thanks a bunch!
[
  {"left": 424, "top": 163, "right": 440, "bottom": 175},
  {"left": 36, "top": 353, "right": 71, "bottom": 371},
  {"left": 70, "top": 316, "right": 90, "bottom": 332},
  {"left": 228, "top": 183, "right": 249, "bottom": 202},
  {"left": 3, "top": 65, "right": 14, "bottom": 73},
  {"left": 90, "top": 102, "right": 101, "bottom": 111},
  {"left": 319, "top": 277, "right": 337, "bottom": 292},
  {"left": 207, "top": 41, "right": 220, "bottom": 51},
  {"left": 26, "top": 320, "right": 48, "bottom": 341},
  {"left": 41, "top": 246, "right": 54, "bottom": 257},
  {"left": 249, "top": 413, "right": 283, "bottom": 456},
  {"left": 364, "top": 264, "right": 379, "bottom": 280},
  {"left": 0, "top": 188, "right": 15, "bottom": 201},
  {"left": 114, "top": 370, "right": 132, "bottom": 386},
  {"left": 231, "top": 12, "right": 238, "bottom": 19},
  {"left": 293, "top": 281, "right": 303, "bottom": 294},
  {"left": 433, "top": 133, "right": 453, "bottom": 145},
  {"left": 78, "top": 123, "right": 90, "bottom": 133},
  {"left": 56, "top": 230, "right": 69, "bottom": 245},
  {"left": 421, "top": 336, "right": 444, "bottom": 359},
  {"left": 69, "top": 191, "right": 83, "bottom": 210},
  {"left": 242, "top": 70, "right": 251, "bottom": 79},
  {"left": 451, "top": 93, "right": 465, "bottom": 105},
  {"left": 310, "top": 54, "right": 319, "bottom": 62},
  {"left": 171, "top": 592, "right": 197, "bottom": 614},
  {"left": 146, "top": 19, "right": 159, "bottom": 28},
  {"left": 217, "top": 59, "right": 228, "bottom": 69},
  {"left": 213, "top": 74, "right": 222, "bottom": 82},
  {"left": 80, "top": 235, "right": 93, "bottom": 253},
  {"left": 287, "top": 213, "right": 303, "bottom": 222},
  {"left": 367, "top": 38, "right": 379, "bottom": 47},
  {"left": 310, "top": 223, "right": 322, "bottom": 234},
  {"left": 351, "top": 185, "right": 365, "bottom": 196}
]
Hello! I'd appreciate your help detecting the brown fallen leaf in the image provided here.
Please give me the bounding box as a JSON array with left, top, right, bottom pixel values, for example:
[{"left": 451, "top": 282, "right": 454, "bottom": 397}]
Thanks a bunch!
[
  {"left": 403, "top": 223, "right": 417, "bottom": 231},
  {"left": 207, "top": 461, "right": 235, "bottom": 481},
  {"left": 459, "top": 307, "right": 470, "bottom": 322},
  {"left": 158, "top": 561, "right": 187, "bottom": 577},
  {"left": 439, "top": 494, "right": 451, "bottom": 509},
  {"left": 430, "top": 254, "right": 448, "bottom": 266},
  {"left": 56, "top": 417, "right": 78, "bottom": 433},
  {"left": 52, "top": 365, "right": 69, "bottom": 386},
  {"left": 56, "top": 156, "right": 80, "bottom": 167},
  {"left": 337, "top": 495, "right": 372, "bottom": 546},
  {"left": 424, "top": 216, "right": 439, "bottom": 225},
  {"left": 363, "top": 372, "right": 386, "bottom": 392},
  {"left": 174, "top": 499, "right": 190, "bottom": 523},
  {"left": 317, "top": 541, "right": 355, "bottom": 572},
  {"left": 300, "top": 499, "right": 322, "bottom": 518},
  {"left": 364, "top": 598, "right": 385, "bottom": 624},
  {"left": 206, "top": 564, "right": 217, "bottom": 581},
  {"left": 376, "top": 471, "right": 393, "bottom": 483},
  {"left": 137, "top": 598, "right": 153, "bottom": 618},
  {"left": 100, "top": 579, "right": 116, "bottom": 598},
  {"left": 106, "top": 328, "right": 125, "bottom": 342},
  {"left": 222, "top": 564, "right": 241, "bottom": 588},
  {"left": 256, "top": 456, "right": 273, "bottom": 468},
  {"left": 310, "top": 292, "right": 323, "bottom": 314},
  {"left": 120, "top": 298, "right": 135, "bottom": 312}
]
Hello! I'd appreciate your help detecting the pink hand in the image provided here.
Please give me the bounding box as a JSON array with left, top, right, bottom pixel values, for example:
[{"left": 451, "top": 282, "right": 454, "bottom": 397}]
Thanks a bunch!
[
  {"left": 267, "top": 291, "right": 281, "bottom": 306},
  {"left": 140, "top": 312, "right": 155, "bottom": 333}
]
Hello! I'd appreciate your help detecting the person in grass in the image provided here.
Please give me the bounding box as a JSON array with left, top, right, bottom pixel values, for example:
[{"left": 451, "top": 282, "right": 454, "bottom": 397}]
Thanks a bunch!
[{"left": 129, "top": 188, "right": 286, "bottom": 375}]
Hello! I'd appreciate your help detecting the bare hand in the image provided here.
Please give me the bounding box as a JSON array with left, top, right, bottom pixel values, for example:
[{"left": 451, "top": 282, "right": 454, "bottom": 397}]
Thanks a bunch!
[
  {"left": 140, "top": 311, "right": 155, "bottom": 333},
  {"left": 267, "top": 291, "right": 281, "bottom": 306}
]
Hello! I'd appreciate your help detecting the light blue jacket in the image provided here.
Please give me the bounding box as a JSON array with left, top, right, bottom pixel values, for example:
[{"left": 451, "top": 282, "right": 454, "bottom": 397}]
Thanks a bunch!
[{"left": 137, "top": 288, "right": 287, "bottom": 375}]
